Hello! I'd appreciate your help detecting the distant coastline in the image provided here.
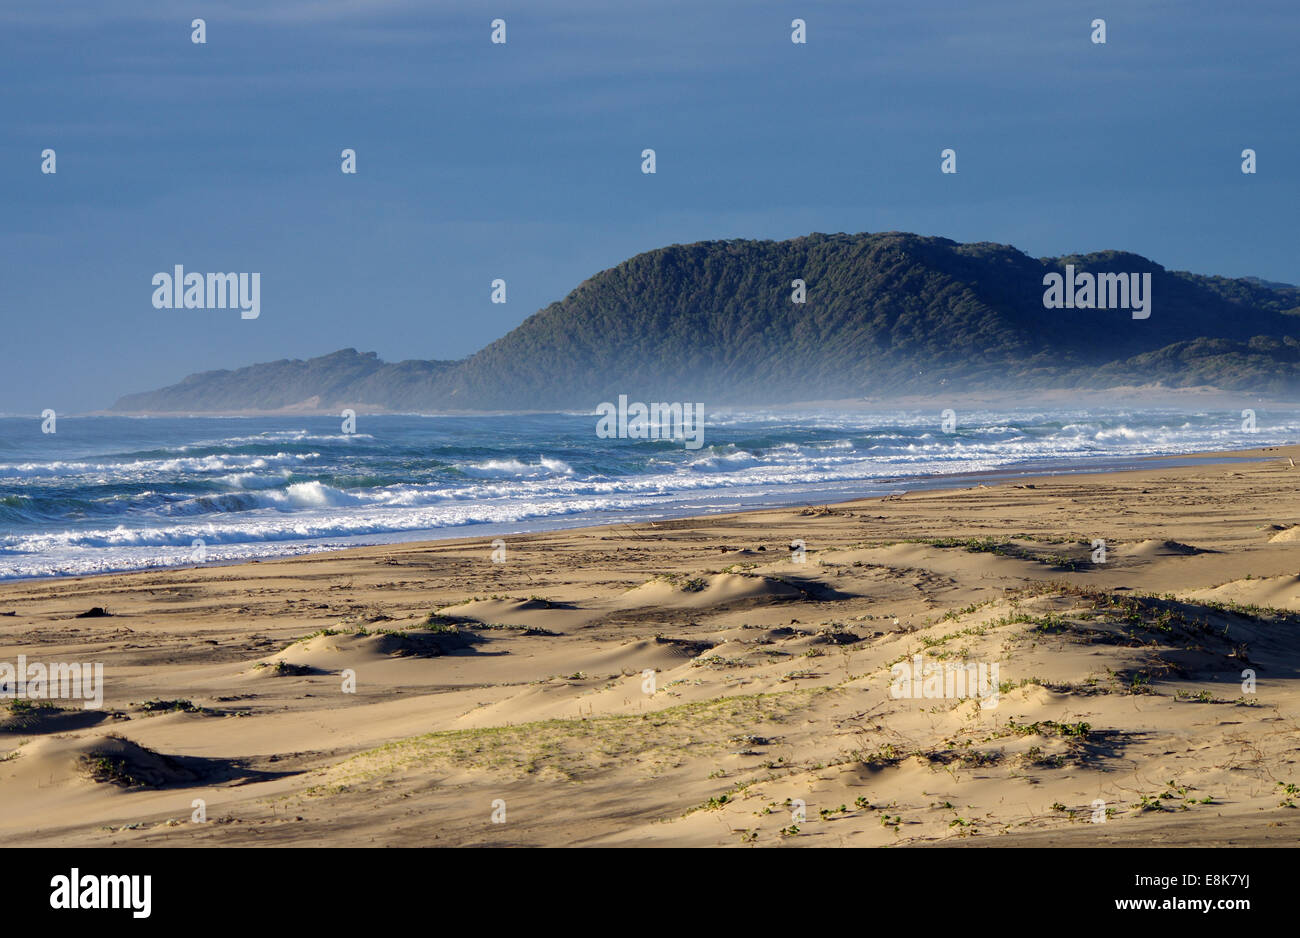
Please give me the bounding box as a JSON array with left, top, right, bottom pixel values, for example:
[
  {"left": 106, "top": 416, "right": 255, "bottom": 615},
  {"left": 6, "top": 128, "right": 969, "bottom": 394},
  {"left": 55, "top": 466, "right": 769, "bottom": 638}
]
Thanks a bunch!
[
  {"left": 105, "top": 233, "right": 1300, "bottom": 416},
  {"left": 94, "top": 385, "right": 1300, "bottom": 419}
]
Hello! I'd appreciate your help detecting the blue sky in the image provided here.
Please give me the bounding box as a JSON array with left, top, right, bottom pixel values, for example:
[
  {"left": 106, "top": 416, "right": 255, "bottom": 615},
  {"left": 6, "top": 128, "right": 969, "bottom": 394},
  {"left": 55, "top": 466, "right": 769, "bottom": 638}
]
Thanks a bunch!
[{"left": 3, "top": 0, "right": 1297, "bottom": 413}]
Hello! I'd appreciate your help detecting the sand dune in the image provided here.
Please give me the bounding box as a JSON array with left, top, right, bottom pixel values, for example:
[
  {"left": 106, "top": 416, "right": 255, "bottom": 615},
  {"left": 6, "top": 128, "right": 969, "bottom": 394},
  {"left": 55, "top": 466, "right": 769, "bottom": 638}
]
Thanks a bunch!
[
  {"left": 3, "top": 444, "right": 1300, "bottom": 846},
  {"left": 616, "top": 572, "right": 803, "bottom": 609},
  {"left": 1188, "top": 574, "right": 1300, "bottom": 611}
]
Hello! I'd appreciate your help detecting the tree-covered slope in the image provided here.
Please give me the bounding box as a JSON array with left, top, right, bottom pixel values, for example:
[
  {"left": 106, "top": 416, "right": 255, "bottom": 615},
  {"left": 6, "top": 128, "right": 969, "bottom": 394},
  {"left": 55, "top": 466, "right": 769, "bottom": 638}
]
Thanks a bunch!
[{"left": 109, "top": 232, "right": 1300, "bottom": 412}]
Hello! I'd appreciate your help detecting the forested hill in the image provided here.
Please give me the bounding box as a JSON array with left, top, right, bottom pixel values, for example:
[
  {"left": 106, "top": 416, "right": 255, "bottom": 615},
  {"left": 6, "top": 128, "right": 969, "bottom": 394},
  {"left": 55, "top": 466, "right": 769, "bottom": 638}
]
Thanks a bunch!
[{"left": 110, "top": 232, "right": 1300, "bottom": 413}]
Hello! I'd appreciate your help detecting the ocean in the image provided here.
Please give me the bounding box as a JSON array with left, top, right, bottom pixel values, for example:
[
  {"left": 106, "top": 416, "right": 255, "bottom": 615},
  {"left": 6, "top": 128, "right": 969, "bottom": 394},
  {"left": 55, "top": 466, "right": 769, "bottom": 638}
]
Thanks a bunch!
[{"left": 0, "top": 408, "right": 1293, "bottom": 580}]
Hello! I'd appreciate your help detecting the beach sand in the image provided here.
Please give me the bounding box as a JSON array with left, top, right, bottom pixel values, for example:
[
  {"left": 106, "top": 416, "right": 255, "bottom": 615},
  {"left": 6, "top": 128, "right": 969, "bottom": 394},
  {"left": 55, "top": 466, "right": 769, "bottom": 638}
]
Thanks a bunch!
[{"left": 3, "top": 444, "right": 1299, "bottom": 847}]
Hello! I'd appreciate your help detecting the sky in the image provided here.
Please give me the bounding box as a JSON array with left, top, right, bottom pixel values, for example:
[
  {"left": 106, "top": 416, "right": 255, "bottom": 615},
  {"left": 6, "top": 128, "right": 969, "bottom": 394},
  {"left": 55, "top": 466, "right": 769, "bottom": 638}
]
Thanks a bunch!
[{"left": 2, "top": 0, "right": 1297, "bottom": 414}]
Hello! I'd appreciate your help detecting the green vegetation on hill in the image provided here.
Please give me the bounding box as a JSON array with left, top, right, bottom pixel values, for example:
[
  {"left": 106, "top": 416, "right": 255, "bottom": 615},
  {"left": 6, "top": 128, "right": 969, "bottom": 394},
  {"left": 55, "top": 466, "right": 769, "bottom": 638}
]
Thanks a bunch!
[{"left": 110, "top": 232, "right": 1300, "bottom": 412}]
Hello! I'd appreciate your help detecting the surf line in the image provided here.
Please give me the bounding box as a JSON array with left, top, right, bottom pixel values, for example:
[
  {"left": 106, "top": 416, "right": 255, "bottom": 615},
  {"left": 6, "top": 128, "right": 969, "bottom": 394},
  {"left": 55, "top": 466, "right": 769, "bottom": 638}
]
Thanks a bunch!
[{"left": 595, "top": 395, "right": 705, "bottom": 450}]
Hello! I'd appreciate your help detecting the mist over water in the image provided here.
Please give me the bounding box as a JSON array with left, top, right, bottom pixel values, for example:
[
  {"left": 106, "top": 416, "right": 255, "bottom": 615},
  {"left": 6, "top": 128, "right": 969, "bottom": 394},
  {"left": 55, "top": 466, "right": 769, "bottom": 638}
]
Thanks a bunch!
[{"left": 0, "top": 410, "right": 1292, "bottom": 580}]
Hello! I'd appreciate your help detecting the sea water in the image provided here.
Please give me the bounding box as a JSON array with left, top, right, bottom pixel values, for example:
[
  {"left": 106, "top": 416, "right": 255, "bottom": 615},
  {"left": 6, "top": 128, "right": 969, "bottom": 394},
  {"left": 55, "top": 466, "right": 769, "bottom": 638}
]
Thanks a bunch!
[{"left": 0, "top": 408, "right": 1292, "bottom": 579}]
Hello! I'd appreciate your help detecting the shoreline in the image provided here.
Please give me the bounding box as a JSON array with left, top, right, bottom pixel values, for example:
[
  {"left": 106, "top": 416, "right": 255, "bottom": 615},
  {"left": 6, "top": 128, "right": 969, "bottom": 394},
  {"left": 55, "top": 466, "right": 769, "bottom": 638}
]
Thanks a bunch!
[
  {"left": 4, "top": 441, "right": 1300, "bottom": 847},
  {"left": 5, "top": 442, "right": 1290, "bottom": 588},
  {"left": 43, "top": 383, "right": 1300, "bottom": 419}
]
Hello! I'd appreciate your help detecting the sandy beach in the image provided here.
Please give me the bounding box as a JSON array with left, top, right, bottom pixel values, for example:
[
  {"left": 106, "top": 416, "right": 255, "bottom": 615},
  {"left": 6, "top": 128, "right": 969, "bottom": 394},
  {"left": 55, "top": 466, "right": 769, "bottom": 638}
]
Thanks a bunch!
[{"left": 3, "top": 444, "right": 1299, "bottom": 847}]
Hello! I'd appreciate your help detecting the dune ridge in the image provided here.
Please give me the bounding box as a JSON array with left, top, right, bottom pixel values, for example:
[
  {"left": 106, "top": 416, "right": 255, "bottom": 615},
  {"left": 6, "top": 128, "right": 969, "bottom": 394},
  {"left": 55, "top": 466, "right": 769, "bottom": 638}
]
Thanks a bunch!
[{"left": 2, "top": 445, "right": 1300, "bottom": 846}]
